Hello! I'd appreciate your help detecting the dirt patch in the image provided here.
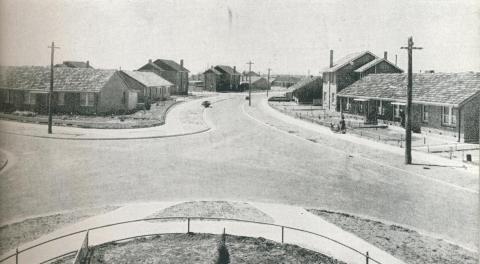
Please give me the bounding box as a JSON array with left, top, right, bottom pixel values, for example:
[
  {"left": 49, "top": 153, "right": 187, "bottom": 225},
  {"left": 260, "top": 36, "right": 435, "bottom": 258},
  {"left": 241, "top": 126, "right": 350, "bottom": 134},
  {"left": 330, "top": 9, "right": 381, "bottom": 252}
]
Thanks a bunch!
[
  {"left": 84, "top": 233, "right": 346, "bottom": 264},
  {"left": 308, "top": 209, "right": 478, "bottom": 264},
  {"left": 146, "top": 201, "right": 274, "bottom": 223},
  {"left": 0, "top": 206, "right": 119, "bottom": 256}
]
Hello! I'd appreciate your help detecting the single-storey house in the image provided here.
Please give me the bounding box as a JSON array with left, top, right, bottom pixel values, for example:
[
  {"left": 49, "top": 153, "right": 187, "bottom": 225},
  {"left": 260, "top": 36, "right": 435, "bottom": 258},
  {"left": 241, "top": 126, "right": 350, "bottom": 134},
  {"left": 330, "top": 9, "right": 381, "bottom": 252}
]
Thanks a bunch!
[
  {"left": 290, "top": 76, "right": 323, "bottom": 104},
  {"left": 322, "top": 50, "right": 403, "bottom": 111},
  {"left": 337, "top": 72, "right": 480, "bottom": 143},
  {"left": 240, "top": 76, "right": 270, "bottom": 91},
  {"left": 119, "top": 70, "right": 172, "bottom": 102},
  {"left": 138, "top": 59, "right": 189, "bottom": 95},
  {"left": 203, "top": 65, "right": 240, "bottom": 92},
  {"left": 0, "top": 66, "right": 138, "bottom": 115}
]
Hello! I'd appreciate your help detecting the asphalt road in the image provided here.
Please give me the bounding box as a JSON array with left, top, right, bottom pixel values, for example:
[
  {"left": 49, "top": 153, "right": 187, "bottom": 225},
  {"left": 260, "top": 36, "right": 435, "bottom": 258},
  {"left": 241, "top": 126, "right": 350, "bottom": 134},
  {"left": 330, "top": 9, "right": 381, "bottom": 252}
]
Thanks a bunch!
[{"left": 0, "top": 94, "right": 477, "bottom": 250}]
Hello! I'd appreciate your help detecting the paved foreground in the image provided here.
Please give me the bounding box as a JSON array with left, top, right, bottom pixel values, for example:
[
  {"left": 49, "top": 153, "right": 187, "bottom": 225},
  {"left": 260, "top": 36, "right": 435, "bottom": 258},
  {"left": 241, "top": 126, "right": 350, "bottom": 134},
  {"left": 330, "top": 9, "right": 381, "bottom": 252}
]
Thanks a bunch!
[
  {"left": 0, "top": 94, "right": 477, "bottom": 251},
  {"left": 0, "top": 201, "right": 406, "bottom": 264}
]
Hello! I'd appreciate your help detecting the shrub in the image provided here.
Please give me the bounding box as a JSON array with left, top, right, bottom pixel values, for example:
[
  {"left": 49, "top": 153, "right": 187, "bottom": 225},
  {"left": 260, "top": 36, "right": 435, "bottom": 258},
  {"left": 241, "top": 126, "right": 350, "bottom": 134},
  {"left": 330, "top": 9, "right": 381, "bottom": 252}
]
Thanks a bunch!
[{"left": 215, "top": 230, "right": 230, "bottom": 264}]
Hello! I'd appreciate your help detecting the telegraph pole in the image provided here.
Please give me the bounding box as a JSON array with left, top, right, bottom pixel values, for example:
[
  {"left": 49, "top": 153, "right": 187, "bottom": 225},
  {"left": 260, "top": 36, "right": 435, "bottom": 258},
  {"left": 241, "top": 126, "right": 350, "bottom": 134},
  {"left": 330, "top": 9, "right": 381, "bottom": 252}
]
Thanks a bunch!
[
  {"left": 401, "top": 37, "right": 422, "bottom": 164},
  {"left": 48, "top": 42, "right": 60, "bottom": 134},
  {"left": 267, "top": 68, "right": 271, "bottom": 97},
  {"left": 246, "top": 61, "right": 254, "bottom": 106}
]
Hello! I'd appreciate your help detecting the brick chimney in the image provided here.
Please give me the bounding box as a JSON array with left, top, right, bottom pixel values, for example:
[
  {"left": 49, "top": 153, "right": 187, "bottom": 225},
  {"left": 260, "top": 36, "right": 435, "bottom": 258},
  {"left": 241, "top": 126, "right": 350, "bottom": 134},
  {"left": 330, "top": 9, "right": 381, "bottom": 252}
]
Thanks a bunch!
[
  {"left": 86, "top": 60, "right": 90, "bottom": 68},
  {"left": 233, "top": 66, "right": 236, "bottom": 73},
  {"left": 329, "top": 50, "right": 334, "bottom": 68},
  {"left": 384, "top": 51, "right": 388, "bottom": 60},
  {"left": 180, "top": 59, "right": 184, "bottom": 70},
  {"left": 148, "top": 59, "right": 152, "bottom": 63}
]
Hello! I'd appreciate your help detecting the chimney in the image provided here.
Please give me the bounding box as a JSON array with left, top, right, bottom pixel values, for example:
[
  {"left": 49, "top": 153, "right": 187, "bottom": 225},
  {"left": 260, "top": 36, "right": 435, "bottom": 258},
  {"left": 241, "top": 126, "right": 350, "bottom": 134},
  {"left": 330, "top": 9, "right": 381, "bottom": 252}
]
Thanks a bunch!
[
  {"left": 329, "top": 50, "right": 334, "bottom": 68},
  {"left": 180, "top": 59, "right": 184, "bottom": 70},
  {"left": 86, "top": 60, "right": 90, "bottom": 68},
  {"left": 233, "top": 66, "right": 236, "bottom": 73},
  {"left": 395, "top": 55, "right": 397, "bottom": 65},
  {"left": 384, "top": 51, "right": 388, "bottom": 60},
  {"left": 148, "top": 59, "right": 152, "bottom": 63}
]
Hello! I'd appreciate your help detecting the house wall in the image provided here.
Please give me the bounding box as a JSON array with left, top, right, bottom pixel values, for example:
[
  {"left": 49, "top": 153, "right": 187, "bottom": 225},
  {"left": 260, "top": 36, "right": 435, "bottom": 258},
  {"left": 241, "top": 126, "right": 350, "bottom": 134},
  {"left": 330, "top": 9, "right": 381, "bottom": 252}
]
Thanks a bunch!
[
  {"left": 361, "top": 61, "right": 403, "bottom": 76},
  {"left": 252, "top": 79, "right": 269, "bottom": 90},
  {"left": 204, "top": 72, "right": 218, "bottom": 91},
  {"left": 97, "top": 73, "right": 130, "bottom": 113},
  {"left": 461, "top": 94, "right": 480, "bottom": 143}
]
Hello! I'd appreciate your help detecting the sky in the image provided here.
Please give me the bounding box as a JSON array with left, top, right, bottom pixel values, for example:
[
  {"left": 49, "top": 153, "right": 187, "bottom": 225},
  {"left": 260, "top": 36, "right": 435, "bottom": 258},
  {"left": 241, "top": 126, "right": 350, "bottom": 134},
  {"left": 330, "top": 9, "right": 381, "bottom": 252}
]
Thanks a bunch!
[{"left": 0, "top": 0, "right": 478, "bottom": 75}]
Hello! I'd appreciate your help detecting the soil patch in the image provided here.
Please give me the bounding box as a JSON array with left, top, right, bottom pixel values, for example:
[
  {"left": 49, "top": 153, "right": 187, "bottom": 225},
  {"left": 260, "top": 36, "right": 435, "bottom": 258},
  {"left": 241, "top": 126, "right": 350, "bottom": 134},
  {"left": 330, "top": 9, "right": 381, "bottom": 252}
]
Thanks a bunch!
[
  {"left": 0, "top": 206, "right": 119, "bottom": 256},
  {"left": 81, "top": 233, "right": 346, "bottom": 264},
  {"left": 308, "top": 209, "right": 478, "bottom": 264},
  {"left": 146, "top": 201, "right": 274, "bottom": 223}
]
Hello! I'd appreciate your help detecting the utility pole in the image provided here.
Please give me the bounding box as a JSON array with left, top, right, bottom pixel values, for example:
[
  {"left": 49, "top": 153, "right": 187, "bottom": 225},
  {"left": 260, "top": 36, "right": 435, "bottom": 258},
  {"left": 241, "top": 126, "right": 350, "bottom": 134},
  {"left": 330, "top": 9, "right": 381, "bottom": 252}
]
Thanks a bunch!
[
  {"left": 47, "top": 42, "right": 60, "bottom": 134},
  {"left": 401, "top": 37, "right": 422, "bottom": 164},
  {"left": 246, "top": 61, "right": 254, "bottom": 106},
  {"left": 267, "top": 68, "right": 271, "bottom": 97}
]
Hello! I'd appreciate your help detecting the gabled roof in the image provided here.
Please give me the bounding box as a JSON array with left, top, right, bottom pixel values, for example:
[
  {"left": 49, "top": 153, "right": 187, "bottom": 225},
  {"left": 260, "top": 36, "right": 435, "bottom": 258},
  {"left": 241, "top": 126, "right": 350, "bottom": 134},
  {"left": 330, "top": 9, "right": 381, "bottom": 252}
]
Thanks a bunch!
[
  {"left": 214, "top": 65, "right": 238, "bottom": 75},
  {"left": 322, "top": 51, "right": 377, "bottom": 72},
  {"left": 0, "top": 66, "right": 116, "bottom": 92},
  {"left": 354, "top": 58, "right": 403, "bottom": 73},
  {"left": 121, "top": 70, "right": 172, "bottom": 87},
  {"left": 153, "top": 59, "right": 189, "bottom": 72},
  {"left": 337, "top": 72, "right": 480, "bottom": 106},
  {"left": 55, "top": 61, "right": 92, "bottom": 68},
  {"left": 288, "top": 76, "right": 322, "bottom": 91},
  {"left": 204, "top": 68, "right": 222, "bottom": 75}
]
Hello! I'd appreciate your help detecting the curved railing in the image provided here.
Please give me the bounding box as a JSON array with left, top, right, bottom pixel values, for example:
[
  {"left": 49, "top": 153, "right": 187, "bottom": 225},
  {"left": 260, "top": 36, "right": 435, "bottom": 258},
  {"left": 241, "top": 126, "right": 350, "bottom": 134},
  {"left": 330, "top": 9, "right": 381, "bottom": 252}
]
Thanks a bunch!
[{"left": 0, "top": 216, "right": 384, "bottom": 264}]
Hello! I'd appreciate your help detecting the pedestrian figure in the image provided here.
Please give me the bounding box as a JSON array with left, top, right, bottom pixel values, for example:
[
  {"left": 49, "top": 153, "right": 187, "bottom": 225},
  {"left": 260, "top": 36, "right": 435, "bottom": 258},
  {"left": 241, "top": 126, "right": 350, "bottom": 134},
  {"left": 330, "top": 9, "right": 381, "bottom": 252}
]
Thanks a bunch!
[{"left": 339, "top": 114, "right": 346, "bottom": 134}]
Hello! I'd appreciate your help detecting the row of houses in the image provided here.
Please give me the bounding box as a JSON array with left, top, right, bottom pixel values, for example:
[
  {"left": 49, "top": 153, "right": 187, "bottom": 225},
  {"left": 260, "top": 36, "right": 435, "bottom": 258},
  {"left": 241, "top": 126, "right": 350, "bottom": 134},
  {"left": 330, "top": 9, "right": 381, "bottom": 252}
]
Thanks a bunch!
[
  {"left": 203, "top": 66, "right": 272, "bottom": 92},
  {"left": 0, "top": 58, "right": 190, "bottom": 115},
  {"left": 304, "top": 49, "right": 479, "bottom": 143}
]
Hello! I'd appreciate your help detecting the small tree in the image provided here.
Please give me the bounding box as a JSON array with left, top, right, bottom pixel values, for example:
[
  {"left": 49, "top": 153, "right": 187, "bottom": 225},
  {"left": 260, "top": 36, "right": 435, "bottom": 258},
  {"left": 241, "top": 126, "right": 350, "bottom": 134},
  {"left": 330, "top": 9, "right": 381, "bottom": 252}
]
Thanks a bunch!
[{"left": 215, "top": 229, "right": 230, "bottom": 264}]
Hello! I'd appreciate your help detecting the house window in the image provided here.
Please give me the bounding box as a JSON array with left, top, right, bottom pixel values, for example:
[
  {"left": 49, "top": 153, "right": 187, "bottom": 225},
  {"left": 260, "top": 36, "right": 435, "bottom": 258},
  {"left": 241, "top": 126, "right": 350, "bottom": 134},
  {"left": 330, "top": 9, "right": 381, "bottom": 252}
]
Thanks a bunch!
[
  {"left": 422, "top": 105, "right": 428, "bottom": 122},
  {"left": 442, "top": 106, "right": 456, "bottom": 126},
  {"left": 377, "top": 101, "right": 384, "bottom": 116},
  {"left": 394, "top": 104, "right": 401, "bottom": 118},
  {"left": 80, "top": 92, "right": 94, "bottom": 106},
  {"left": 346, "top": 98, "right": 351, "bottom": 111},
  {"left": 331, "top": 93, "right": 335, "bottom": 103},
  {"left": 57, "top": 92, "right": 65, "bottom": 106}
]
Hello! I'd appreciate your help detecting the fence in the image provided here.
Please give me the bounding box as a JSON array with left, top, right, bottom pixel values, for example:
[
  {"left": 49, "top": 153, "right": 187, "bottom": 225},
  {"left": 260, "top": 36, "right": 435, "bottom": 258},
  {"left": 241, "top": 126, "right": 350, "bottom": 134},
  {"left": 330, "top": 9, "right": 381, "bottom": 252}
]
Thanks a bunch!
[{"left": 0, "top": 216, "right": 384, "bottom": 264}]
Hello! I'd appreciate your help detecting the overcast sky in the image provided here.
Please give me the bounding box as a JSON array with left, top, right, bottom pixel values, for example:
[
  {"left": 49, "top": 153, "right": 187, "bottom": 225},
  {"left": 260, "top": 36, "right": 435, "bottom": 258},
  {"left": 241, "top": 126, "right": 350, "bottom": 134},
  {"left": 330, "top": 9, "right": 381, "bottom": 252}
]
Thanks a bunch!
[{"left": 0, "top": 0, "right": 478, "bottom": 75}]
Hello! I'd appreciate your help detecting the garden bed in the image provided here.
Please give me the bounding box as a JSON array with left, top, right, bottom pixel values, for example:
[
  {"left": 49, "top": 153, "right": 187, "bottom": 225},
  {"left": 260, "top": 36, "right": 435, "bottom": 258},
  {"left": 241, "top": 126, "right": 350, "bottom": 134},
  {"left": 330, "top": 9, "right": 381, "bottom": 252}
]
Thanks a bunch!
[{"left": 308, "top": 209, "right": 478, "bottom": 264}]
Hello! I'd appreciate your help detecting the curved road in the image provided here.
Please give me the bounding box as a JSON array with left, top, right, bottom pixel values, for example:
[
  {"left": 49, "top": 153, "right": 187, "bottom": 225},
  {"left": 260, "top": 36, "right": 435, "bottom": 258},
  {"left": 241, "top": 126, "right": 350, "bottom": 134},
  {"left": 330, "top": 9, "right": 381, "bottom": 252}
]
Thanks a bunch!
[{"left": 0, "top": 94, "right": 477, "bottom": 250}]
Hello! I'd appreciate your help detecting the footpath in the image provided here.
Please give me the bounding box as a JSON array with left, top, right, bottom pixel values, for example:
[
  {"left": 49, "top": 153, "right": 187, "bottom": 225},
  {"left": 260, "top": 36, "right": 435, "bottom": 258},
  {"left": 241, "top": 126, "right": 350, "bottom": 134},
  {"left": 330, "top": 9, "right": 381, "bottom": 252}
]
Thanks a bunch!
[
  {"left": 244, "top": 94, "right": 478, "bottom": 192},
  {"left": 0, "top": 95, "right": 228, "bottom": 140},
  {"left": 0, "top": 201, "right": 406, "bottom": 264}
]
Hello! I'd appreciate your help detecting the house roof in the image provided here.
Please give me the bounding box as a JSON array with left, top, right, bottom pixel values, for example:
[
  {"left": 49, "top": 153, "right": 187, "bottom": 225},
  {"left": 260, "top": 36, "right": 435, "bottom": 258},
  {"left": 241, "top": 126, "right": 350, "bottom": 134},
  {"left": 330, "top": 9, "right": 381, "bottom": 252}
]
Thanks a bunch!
[
  {"left": 337, "top": 72, "right": 480, "bottom": 106},
  {"left": 288, "top": 76, "right": 322, "bottom": 91},
  {"left": 153, "top": 59, "right": 189, "bottom": 72},
  {"left": 55, "top": 61, "right": 92, "bottom": 68},
  {"left": 322, "top": 51, "right": 377, "bottom": 72},
  {"left": 121, "top": 70, "right": 172, "bottom": 87},
  {"left": 273, "top": 75, "right": 302, "bottom": 83},
  {"left": 204, "top": 68, "right": 222, "bottom": 75},
  {"left": 215, "top": 65, "right": 238, "bottom": 75},
  {"left": 354, "top": 58, "right": 403, "bottom": 73},
  {"left": 0, "top": 66, "right": 116, "bottom": 92}
]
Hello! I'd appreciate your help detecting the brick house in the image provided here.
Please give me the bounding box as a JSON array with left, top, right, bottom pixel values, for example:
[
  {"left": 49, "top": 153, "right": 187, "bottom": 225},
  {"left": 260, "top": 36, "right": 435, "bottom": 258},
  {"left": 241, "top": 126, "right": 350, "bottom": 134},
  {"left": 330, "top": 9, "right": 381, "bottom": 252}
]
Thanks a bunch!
[
  {"left": 240, "top": 76, "right": 270, "bottom": 91},
  {"left": 337, "top": 72, "right": 480, "bottom": 143},
  {"left": 0, "top": 66, "right": 139, "bottom": 114},
  {"left": 138, "top": 59, "right": 189, "bottom": 95},
  {"left": 203, "top": 65, "right": 240, "bottom": 92},
  {"left": 119, "top": 70, "right": 172, "bottom": 102},
  {"left": 322, "top": 50, "right": 402, "bottom": 111}
]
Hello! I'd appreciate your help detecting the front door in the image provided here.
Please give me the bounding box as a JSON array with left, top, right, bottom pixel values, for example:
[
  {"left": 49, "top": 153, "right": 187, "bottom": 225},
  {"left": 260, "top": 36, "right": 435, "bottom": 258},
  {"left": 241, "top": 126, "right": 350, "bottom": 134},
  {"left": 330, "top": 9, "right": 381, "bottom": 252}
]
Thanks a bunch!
[{"left": 35, "top": 93, "right": 48, "bottom": 114}]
